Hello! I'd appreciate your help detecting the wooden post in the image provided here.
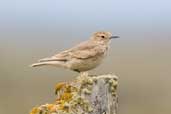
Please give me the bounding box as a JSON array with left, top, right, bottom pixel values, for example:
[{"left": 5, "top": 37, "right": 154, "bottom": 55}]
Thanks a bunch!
[{"left": 30, "top": 74, "right": 118, "bottom": 114}]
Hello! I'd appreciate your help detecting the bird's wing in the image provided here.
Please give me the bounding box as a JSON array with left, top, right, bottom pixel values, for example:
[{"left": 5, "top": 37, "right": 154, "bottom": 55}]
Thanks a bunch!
[
  {"left": 39, "top": 41, "right": 105, "bottom": 62},
  {"left": 39, "top": 51, "right": 69, "bottom": 62},
  {"left": 68, "top": 41, "right": 105, "bottom": 59}
]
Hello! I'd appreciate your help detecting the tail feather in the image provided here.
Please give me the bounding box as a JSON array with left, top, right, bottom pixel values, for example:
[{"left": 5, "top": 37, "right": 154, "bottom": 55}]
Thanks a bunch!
[
  {"left": 30, "top": 61, "right": 66, "bottom": 68},
  {"left": 38, "top": 57, "right": 67, "bottom": 62},
  {"left": 30, "top": 62, "right": 47, "bottom": 67}
]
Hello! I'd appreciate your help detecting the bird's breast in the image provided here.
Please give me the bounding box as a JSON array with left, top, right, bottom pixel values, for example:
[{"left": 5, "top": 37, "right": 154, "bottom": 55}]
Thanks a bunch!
[{"left": 68, "top": 54, "right": 105, "bottom": 72}]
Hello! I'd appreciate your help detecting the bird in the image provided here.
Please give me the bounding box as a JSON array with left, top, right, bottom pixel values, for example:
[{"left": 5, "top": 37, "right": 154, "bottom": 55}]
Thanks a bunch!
[{"left": 30, "top": 32, "right": 119, "bottom": 75}]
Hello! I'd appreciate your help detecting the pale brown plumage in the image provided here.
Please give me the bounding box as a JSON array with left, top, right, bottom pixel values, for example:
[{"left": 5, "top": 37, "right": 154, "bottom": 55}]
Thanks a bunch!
[{"left": 30, "top": 32, "right": 119, "bottom": 72}]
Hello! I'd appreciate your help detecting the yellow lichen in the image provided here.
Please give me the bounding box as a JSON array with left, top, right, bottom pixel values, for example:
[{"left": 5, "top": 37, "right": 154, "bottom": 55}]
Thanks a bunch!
[
  {"left": 46, "top": 104, "right": 56, "bottom": 111},
  {"left": 57, "top": 103, "right": 69, "bottom": 112},
  {"left": 30, "top": 76, "right": 94, "bottom": 114},
  {"left": 55, "top": 82, "right": 67, "bottom": 95},
  {"left": 60, "top": 92, "right": 73, "bottom": 101},
  {"left": 30, "top": 107, "right": 40, "bottom": 114}
]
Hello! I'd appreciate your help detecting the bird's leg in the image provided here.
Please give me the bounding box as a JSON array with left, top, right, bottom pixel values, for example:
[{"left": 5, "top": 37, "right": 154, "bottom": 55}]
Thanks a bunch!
[
  {"left": 80, "top": 71, "right": 89, "bottom": 77},
  {"left": 77, "top": 72, "right": 89, "bottom": 81},
  {"left": 77, "top": 71, "right": 90, "bottom": 84}
]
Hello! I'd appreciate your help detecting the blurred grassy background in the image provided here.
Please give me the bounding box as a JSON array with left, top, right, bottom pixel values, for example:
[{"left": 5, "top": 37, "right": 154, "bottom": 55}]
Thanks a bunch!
[{"left": 0, "top": 0, "right": 171, "bottom": 114}]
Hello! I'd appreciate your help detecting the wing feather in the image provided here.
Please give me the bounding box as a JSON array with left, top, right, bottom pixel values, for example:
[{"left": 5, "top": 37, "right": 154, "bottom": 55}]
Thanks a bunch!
[
  {"left": 39, "top": 41, "right": 105, "bottom": 62},
  {"left": 68, "top": 41, "right": 105, "bottom": 59}
]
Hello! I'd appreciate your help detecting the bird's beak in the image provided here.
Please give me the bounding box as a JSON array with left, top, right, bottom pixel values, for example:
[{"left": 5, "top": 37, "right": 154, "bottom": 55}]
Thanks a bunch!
[{"left": 110, "top": 36, "right": 120, "bottom": 39}]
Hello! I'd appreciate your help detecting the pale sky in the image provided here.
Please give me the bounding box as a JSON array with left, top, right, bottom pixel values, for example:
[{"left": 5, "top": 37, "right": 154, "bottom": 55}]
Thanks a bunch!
[{"left": 0, "top": 0, "right": 171, "bottom": 32}]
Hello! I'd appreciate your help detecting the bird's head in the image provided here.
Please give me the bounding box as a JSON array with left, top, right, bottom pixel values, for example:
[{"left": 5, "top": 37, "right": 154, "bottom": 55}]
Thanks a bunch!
[{"left": 91, "top": 32, "right": 119, "bottom": 44}]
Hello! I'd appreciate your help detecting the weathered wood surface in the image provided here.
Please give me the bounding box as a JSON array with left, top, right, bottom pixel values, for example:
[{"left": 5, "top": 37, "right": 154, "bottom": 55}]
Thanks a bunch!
[{"left": 30, "top": 74, "right": 118, "bottom": 114}]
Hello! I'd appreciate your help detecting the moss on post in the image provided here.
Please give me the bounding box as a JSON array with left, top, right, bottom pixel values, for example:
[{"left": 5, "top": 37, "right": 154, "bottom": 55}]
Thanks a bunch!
[{"left": 30, "top": 74, "right": 118, "bottom": 114}]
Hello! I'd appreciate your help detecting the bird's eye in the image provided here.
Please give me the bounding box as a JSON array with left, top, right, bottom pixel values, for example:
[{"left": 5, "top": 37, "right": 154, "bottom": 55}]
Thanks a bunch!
[{"left": 101, "top": 36, "right": 105, "bottom": 38}]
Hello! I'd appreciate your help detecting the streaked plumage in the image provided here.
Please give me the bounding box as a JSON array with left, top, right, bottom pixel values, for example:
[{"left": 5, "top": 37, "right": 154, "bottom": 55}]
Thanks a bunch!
[{"left": 30, "top": 32, "right": 119, "bottom": 72}]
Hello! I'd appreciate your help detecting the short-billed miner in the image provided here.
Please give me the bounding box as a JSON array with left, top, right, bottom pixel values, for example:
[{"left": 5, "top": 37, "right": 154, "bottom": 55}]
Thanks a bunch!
[{"left": 30, "top": 32, "right": 119, "bottom": 73}]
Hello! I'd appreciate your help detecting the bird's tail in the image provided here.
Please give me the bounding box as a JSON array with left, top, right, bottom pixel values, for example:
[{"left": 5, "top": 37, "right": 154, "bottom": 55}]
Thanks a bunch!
[
  {"left": 30, "top": 62, "right": 48, "bottom": 67},
  {"left": 30, "top": 61, "right": 66, "bottom": 68}
]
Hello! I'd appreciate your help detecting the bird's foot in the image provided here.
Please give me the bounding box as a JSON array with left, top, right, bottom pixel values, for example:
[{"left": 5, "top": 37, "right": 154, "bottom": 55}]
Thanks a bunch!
[
  {"left": 80, "top": 72, "right": 89, "bottom": 77},
  {"left": 77, "top": 72, "right": 89, "bottom": 81}
]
